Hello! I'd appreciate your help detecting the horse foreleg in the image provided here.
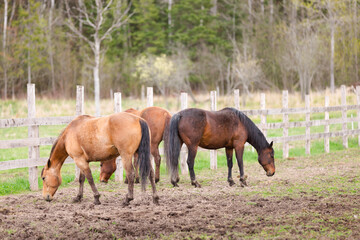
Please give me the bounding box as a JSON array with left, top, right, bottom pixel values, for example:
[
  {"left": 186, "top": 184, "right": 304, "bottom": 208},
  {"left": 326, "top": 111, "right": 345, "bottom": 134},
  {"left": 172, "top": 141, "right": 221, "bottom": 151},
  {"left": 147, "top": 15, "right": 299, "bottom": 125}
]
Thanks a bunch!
[
  {"left": 187, "top": 147, "right": 201, "bottom": 188},
  {"left": 122, "top": 155, "right": 135, "bottom": 206},
  {"left": 235, "top": 145, "right": 248, "bottom": 187},
  {"left": 225, "top": 148, "right": 235, "bottom": 186},
  {"left": 83, "top": 167, "right": 101, "bottom": 205},
  {"left": 73, "top": 171, "right": 85, "bottom": 203},
  {"left": 151, "top": 145, "right": 161, "bottom": 183}
]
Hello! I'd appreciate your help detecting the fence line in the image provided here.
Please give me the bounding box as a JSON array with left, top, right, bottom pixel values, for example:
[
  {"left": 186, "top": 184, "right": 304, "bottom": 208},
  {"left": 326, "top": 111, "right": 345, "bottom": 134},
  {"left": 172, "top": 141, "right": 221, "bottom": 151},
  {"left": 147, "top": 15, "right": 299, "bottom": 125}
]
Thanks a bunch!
[{"left": 1, "top": 84, "right": 360, "bottom": 190}]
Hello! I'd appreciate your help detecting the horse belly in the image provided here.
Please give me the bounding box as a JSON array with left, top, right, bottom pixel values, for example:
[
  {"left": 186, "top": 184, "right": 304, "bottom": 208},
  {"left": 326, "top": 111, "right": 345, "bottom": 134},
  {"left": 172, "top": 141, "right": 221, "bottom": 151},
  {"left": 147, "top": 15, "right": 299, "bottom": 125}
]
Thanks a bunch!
[
  {"left": 199, "top": 137, "right": 229, "bottom": 150},
  {"left": 84, "top": 144, "right": 119, "bottom": 162}
]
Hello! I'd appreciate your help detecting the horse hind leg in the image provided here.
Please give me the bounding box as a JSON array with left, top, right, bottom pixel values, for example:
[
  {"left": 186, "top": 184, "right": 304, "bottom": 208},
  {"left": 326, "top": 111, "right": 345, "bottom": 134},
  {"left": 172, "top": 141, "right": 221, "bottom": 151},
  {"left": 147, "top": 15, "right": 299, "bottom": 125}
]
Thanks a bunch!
[
  {"left": 187, "top": 146, "right": 201, "bottom": 188},
  {"left": 122, "top": 154, "right": 135, "bottom": 206}
]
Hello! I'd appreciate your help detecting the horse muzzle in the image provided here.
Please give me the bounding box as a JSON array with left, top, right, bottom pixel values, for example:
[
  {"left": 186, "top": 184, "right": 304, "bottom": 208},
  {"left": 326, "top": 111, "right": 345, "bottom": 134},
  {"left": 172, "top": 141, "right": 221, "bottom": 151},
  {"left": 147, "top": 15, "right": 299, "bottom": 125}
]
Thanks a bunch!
[
  {"left": 44, "top": 194, "right": 53, "bottom": 202},
  {"left": 266, "top": 171, "right": 275, "bottom": 177}
]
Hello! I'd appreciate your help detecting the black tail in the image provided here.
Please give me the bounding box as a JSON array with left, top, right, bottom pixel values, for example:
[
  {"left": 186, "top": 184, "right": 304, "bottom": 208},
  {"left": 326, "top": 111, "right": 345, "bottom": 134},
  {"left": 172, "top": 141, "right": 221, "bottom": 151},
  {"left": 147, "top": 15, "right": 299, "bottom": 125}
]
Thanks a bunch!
[
  {"left": 165, "top": 113, "right": 182, "bottom": 184},
  {"left": 138, "top": 119, "right": 151, "bottom": 191}
]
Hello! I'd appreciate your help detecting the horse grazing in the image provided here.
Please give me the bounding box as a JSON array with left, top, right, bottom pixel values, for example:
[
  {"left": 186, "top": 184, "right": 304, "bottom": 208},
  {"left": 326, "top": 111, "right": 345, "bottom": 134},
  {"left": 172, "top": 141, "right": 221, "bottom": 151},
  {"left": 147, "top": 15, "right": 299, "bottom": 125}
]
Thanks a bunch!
[
  {"left": 100, "top": 106, "right": 171, "bottom": 184},
  {"left": 165, "top": 107, "right": 275, "bottom": 188},
  {"left": 41, "top": 113, "right": 159, "bottom": 206}
]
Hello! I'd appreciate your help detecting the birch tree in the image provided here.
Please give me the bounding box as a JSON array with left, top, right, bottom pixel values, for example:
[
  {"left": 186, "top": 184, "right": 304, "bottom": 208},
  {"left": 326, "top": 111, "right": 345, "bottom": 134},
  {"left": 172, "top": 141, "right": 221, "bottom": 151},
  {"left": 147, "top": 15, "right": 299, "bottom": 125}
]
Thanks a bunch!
[
  {"left": 2, "top": 0, "right": 8, "bottom": 99},
  {"left": 65, "top": 0, "right": 131, "bottom": 116}
]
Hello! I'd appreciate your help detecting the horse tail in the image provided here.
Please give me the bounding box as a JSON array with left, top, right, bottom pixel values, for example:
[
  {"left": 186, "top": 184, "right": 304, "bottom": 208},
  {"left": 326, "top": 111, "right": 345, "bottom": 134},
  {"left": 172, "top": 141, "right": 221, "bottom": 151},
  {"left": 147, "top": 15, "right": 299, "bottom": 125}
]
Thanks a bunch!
[
  {"left": 138, "top": 119, "right": 151, "bottom": 191},
  {"left": 165, "top": 113, "right": 182, "bottom": 184}
]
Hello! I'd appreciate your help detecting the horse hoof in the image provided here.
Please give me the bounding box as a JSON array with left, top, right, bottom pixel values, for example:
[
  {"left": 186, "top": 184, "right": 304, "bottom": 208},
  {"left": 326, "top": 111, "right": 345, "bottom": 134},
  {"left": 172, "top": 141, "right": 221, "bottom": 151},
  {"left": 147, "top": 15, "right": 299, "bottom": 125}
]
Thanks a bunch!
[
  {"left": 172, "top": 183, "right": 179, "bottom": 187},
  {"left": 192, "top": 181, "right": 201, "bottom": 188},
  {"left": 124, "top": 179, "right": 128, "bottom": 184},
  {"left": 155, "top": 178, "right": 160, "bottom": 183},
  {"left": 228, "top": 180, "right": 236, "bottom": 186},
  {"left": 94, "top": 200, "right": 101, "bottom": 205},
  {"left": 72, "top": 196, "right": 82, "bottom": 203},
  {"left": 153, "top": 195, "right": 160, "bottom": 205},
  {"left": 240, "top": 181, "right": 248, "bottom": 187},
  {"left": 135, "top": 178, "right": 140, "bottom": 184}
]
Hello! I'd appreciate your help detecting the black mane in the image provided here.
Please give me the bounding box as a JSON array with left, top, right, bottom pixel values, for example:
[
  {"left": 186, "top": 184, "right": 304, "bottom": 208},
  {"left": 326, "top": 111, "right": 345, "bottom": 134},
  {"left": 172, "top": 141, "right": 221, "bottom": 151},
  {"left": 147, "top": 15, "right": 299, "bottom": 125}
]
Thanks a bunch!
[
  {"left": 48, "top": 128, "right": 66, "bottom": 167},
  {"left": 225, "top": 107, "right": 269, "bottom": 153}
]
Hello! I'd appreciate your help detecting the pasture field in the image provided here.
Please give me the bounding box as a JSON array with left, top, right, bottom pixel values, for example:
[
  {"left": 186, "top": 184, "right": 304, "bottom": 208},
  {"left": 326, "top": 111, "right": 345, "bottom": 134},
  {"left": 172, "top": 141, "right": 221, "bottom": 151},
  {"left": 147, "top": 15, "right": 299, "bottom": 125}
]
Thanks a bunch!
[
  {"left": 0, "top": 91, "right": 359, "bottom": 238},
  {"left": 0, "top": 148, "right": 359, "bottom": 239}
]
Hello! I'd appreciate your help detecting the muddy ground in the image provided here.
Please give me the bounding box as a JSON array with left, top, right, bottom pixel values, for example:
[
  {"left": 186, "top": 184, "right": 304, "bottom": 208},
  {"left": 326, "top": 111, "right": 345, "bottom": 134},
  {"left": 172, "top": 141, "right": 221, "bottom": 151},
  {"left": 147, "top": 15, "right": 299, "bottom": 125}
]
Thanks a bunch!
[{"left": 0, "top": 149, "right": 359, "bottom": 239}]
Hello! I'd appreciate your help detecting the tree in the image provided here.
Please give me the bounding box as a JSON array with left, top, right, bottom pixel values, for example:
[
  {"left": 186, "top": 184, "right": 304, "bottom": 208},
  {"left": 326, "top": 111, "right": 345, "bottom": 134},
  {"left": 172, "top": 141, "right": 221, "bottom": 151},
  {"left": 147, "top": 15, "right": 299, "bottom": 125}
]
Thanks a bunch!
[
  {"left": 65, "top": 0, "right": 131, "bottom": 116},
  {"left": 2, "top": 0, "right": 8, "bottom": 99}
]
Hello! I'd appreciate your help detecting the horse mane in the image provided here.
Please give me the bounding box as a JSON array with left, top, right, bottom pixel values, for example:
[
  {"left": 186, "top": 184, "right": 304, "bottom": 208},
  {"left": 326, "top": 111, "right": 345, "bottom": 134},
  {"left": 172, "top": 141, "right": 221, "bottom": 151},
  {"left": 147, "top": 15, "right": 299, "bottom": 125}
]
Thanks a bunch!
[
  {"left": 226, "top": 107, "right": 269, "bottom": 153},
  {"left": 48, "top": 128, "right": 66, "bottom": 167}
]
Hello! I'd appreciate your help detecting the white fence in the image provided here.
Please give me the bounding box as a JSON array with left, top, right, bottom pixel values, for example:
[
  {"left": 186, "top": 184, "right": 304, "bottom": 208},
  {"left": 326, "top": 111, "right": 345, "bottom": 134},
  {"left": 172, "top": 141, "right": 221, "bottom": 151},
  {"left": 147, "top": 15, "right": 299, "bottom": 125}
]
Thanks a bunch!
[{"left": 1, "top": 84, "right": 360, "bottom": 191}]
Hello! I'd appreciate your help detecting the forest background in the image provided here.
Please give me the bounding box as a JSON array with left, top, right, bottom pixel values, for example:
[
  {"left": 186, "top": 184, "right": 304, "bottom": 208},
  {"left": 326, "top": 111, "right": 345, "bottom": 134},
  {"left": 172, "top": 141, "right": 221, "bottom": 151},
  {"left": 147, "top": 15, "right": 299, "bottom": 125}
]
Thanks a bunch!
[{"left": 0, "top": 0, "right": 359, "bottom": 108}]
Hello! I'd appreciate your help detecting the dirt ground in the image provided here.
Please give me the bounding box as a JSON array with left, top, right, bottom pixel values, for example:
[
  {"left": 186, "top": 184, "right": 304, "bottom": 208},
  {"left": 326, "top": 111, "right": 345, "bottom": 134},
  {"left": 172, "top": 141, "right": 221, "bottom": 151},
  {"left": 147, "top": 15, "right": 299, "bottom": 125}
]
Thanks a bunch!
[{"left": 0, "top": 149, "right": 359, "bottom": 239}]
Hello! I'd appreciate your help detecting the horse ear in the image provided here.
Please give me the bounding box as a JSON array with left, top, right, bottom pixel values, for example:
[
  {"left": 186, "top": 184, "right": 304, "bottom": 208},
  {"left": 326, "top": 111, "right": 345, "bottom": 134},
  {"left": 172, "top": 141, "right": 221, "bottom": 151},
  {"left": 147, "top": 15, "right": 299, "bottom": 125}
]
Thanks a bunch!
[
  {"left": 47, "top": 159, "right": 51, "bottom": 168},
  {"left": 269, "top": 141, "right": 273, "bottom": 148}
]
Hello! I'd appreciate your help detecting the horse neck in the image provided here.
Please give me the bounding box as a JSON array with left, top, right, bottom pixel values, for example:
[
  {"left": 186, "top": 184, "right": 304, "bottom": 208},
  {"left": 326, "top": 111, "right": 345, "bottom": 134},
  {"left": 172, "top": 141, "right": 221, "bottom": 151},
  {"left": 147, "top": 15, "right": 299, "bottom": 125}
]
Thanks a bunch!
[{"left": 50, "top": 137, "right": 68, "bottom": 170}]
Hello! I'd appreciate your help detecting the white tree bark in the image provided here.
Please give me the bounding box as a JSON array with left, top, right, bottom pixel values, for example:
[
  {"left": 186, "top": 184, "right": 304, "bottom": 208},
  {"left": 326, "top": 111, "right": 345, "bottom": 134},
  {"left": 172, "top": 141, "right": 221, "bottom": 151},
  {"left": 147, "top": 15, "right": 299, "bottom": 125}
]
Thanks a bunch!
[
  {"left": 48, "top": 0, "right": 56, "bottom": 94},
  {"left": 65, "top": 0, "right": 132, "bottom": 116},
  {"left": 354, "top": 0, "right": 358, "bottom": 82},
  {"left": 330, "top": 19, "right": 335, "bottom": 92},
  {"left": 2, "top": 0, "right": 8, "bottom": 99}
]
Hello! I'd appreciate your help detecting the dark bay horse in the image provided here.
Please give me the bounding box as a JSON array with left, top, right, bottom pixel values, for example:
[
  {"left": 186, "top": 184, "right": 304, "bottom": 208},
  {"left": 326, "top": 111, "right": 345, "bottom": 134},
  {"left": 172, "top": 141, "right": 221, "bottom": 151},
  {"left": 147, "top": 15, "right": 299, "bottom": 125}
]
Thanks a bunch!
[
  {"left": 100, "top": 106, "right": 171, "bottom": 183},
  {"left": 165, "top": 107, "right": 275, "bottom": 188},
  {"left": 41, "top": 113, "right": 159, "bottom": 206}
]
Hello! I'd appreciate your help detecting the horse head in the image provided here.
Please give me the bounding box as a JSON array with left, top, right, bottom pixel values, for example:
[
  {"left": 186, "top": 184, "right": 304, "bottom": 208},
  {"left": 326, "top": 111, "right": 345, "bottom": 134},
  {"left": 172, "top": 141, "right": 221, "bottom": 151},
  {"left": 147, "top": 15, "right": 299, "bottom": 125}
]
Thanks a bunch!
[
  {"left": 258, "top": 141, "right": 275, "bottom": 177},
  {"left": 99, "top": 159, "right": 116, "bottom": 183},
  {"left": 41, "top": 159, "right": 62, "bottom": 202}
]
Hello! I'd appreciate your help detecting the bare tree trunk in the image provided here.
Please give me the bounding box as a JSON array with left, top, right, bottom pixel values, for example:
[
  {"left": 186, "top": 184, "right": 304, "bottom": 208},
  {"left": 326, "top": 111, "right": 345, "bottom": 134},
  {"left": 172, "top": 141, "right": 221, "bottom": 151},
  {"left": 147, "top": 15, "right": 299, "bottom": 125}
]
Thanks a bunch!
[
  {"left": 27, "top": 2, "right": 32, "bottom": 84},
  {"left": 269, "top": 0, "right": 273, "bottom": 24},
  {"left": 330, "top": 19, "right": 335, "bottom": 92},
  {"left": 2, "top": 0, "right": 8, "bottom": 99},
  {"left": 354, "top": 0, "right": 358, "bottom": 82},
  {"left": 94, "top": 40, "right": 101, "bottom": 116},
  {"left": 48, "top": 0, "right": 56, "bottom": 94},
  {"left": 168, "top": 0, "right": 172, "bottom": 38},
  {"left": 211, "top": 0, "right": 217, "bottom": 15}
]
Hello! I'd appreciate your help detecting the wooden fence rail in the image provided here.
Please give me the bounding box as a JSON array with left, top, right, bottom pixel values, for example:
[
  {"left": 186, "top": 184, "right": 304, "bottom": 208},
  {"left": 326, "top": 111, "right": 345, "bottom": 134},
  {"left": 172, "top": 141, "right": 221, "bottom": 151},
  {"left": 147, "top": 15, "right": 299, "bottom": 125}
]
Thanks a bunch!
[{"left": 1, "top": 84, "right": 360, "bottom": 191}]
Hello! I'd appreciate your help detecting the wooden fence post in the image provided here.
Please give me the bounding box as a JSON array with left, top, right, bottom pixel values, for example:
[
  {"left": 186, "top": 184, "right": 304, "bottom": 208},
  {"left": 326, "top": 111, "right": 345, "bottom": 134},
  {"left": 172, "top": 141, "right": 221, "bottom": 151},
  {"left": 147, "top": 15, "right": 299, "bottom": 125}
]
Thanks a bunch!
[
  {"left": 324, "top": 96, "right": 330, "bottom": 153},
  {"left": 147, "top": 87, "right": 153, "bottom": 107},
  {"left": 74, "top": 85, "right": 84, "bottom": 181},
  {"left": 356, "top": 86, "right": 360, "bottom": 146},
  {"left": 341, "top": 85, "right": 348, "bottom": 148},
  {"left": 180, "top": 92, "right": 188, "bottom": 175},
  {"left": 27, "top": 83, "right": 39, "bottom": 191},
  {"left": 234, "top": 89, "right": 240, "bottom": 110},
  {"left": 305, "top": 95, "right": 310, "bottom": 155},
  {"left": 114, "top": 92, "right": 123, "bottom": 182},
  {"left": 210, "top": 91, "right": 217, "bottom": 170},
  {"left": 282, "top": 90, "right": 289, "bottom": 159},
  {"left": 260, "top": 93, "right": 267, "bottom": 138}
]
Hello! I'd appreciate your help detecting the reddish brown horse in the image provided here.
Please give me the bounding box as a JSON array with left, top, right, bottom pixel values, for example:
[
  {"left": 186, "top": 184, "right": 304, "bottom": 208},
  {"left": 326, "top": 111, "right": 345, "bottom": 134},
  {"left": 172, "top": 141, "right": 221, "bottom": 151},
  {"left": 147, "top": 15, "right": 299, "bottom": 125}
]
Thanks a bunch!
[
  {"left": 41, "top": 113, "right": 159, "bottom": 206},
  {"left": 100, "top": 106, "right": 171, "bottom": 183},
  {"left": 165, "top": 107, "right": 275, "bottom": 188}
]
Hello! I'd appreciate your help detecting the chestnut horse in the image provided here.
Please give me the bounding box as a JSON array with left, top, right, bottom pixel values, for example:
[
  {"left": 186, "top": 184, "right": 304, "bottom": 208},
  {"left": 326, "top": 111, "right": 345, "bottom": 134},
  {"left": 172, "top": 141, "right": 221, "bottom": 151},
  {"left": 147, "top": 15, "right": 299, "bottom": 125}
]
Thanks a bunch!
[
  {"left": 100, "top": 106, "right": 171, "bottom": 183},
  {"left": 41, "top": 113, "right": 159, "bottom": 206},
  {"left": 165, "top": 107, "right": 275, "bottom": 188}
]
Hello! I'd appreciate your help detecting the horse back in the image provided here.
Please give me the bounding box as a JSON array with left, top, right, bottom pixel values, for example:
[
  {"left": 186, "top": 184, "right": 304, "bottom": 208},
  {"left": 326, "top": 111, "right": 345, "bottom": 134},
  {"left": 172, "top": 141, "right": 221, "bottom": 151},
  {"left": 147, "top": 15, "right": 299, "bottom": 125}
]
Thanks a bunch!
[
  {"left": 178, "top": 108, "right": 247, "bottom": 149},
  {"left": 140, "top": 107, "right": 171, "bottom": 143},
  {"left": 65, "top": 113, "right": 142, "bottom": 161}
]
